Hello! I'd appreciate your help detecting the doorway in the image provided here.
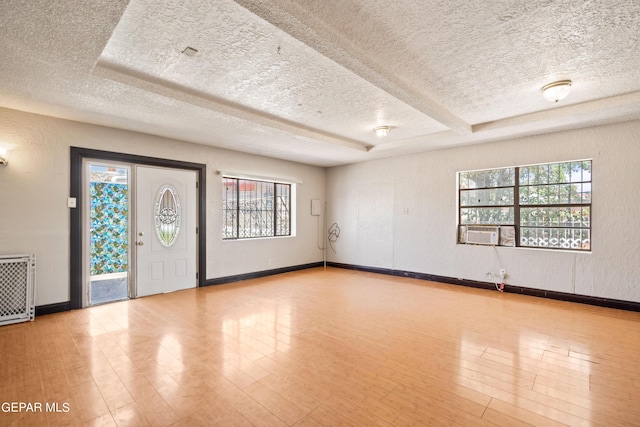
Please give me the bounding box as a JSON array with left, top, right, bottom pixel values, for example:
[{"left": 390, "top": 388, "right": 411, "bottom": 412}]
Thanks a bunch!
[
  {"left": 70, "top": 147, "right": 207, "bottom": 310},
  {"left": 83, "top": 162, "right": 198, "bottom": 306}
]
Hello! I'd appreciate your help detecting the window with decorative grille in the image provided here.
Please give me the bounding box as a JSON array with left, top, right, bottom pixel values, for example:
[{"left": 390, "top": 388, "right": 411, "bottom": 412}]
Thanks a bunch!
[{"left": 222, "top": 177, "right": 292, "bottom": 239}]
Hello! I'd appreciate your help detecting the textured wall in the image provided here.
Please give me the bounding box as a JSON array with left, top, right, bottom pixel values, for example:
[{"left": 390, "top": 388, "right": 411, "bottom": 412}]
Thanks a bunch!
[
  {"left": 0, "top": 107, "right": 325, "bottom": 306},
  {"left": 326, "top": 120, "right": 640, "bottom": 303}
]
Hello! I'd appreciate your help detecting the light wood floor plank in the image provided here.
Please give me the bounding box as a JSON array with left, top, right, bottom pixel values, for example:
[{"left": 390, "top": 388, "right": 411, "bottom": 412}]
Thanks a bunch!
[
  {"left": 481, "top": 406, "right": 536, "bottom": 427},
  {"left": 487, "top": 398, "right": 568, "bottom": 427}
]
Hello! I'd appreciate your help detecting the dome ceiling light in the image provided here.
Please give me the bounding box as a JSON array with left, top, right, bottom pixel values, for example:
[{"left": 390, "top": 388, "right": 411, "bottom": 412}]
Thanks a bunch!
[
  {"left": 374, "top": 126, "right": 391, "bottom": 137},
  {"left": 541, "top": 80, "right": 572, "bottom": 103}
]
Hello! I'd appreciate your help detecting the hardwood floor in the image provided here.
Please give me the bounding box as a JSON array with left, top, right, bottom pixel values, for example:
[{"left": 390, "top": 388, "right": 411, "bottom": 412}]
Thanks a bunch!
[{"left": 1, "top": 267, "right": 640, "bottom": 426}]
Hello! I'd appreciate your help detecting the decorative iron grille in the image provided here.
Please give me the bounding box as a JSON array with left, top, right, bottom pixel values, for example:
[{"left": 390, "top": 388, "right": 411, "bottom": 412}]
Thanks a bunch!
[
  {"left": 0, "top": 254, "right": 36, "bottom": 326},
  {"left": 222, "top": 177, "right": 291, "bottom": 239}
]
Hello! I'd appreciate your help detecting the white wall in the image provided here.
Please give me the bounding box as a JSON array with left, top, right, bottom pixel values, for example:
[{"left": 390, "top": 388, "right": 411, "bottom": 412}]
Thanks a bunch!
[
  {"left": 326, "top": 120, "right": 640, "bottom": 303},
  {"left": 0, "top": 107, "right": 326, "bottom": 306}
]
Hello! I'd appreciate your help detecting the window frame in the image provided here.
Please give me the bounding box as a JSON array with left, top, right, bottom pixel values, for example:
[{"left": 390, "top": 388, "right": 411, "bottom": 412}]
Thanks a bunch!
[
  {"left": 222, "top": 176, "right": 292, "bottom": 240},
  {"left": 457, "top": 160, "right": 592, "bottom": 251}
]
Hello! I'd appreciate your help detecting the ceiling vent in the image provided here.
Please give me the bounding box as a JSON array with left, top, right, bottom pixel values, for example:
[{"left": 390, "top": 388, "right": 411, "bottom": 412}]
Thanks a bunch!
[{"left": 182, "top": 47, "right": 198, "bottom": 57}]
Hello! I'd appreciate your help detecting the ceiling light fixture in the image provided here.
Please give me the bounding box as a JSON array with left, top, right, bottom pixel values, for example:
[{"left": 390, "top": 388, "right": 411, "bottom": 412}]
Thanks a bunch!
[
  {"left": 541, "top": 80, "right": 572, "bottom": 103},
  {"left": 374, "top": 126, "right": 391, "bottom": 137}
]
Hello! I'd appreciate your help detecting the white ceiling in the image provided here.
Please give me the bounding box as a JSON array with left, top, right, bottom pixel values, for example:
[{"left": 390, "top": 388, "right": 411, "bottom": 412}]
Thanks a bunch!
[{"left": 1, "top": 0, "right": 639, "bottom": 167}]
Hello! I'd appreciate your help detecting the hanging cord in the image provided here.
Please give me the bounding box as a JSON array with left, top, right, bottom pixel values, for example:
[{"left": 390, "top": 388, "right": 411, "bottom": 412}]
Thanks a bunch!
[
  {"left": 328, "top": 223, "right": 340, "bottom": 253},
  {"left": 317, "top": 213, "right": 325, "bottom": 250},
  {"left": 488, "top": 246, "right": 504, "bottom": 292}
]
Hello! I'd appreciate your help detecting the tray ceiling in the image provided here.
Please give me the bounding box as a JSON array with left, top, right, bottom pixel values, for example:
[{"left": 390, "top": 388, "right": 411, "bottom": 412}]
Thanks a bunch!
[{"left": 1, "top": 0, "right": 639, "bottom": 166}]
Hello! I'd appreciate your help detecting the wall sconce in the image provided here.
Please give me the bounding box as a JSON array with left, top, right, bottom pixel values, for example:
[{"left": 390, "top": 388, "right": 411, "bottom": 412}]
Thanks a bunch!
[
  {"left": 541, "top": 80, "right": 572, "bottom": 103},
  {"left": 0, "top": 148, "right": 8, "bottom": 166},
  {"left": 374, "top": 126, "right": 391, "bottom": 137}
]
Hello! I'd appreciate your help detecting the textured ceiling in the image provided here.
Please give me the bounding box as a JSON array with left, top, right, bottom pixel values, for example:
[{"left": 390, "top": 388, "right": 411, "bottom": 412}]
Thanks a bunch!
[{"left": 1, "top": 0, "right": 640, "bottom": 166}]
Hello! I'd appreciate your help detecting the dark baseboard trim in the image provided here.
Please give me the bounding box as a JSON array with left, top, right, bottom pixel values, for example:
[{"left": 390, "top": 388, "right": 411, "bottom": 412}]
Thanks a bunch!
[
  {"left": 327, "top": 262, "right": 640, "bottom": 312},
  {"left": 36, "top": 301, "right": 71, "bottom": 317},
  {"left": 33, "top": 263, "right": 322, "bottom": 315},
  {"left": 204, "top": 262, "right": 324, "bottom": 286},
  {"left": 36, "top": 263, "right": 640, "bottom": 314}
]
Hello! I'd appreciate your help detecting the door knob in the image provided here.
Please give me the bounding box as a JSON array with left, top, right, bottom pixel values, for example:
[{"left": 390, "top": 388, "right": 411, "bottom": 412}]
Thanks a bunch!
[{"left": 137, "top": 241, "right": 144, "bottom": 246}]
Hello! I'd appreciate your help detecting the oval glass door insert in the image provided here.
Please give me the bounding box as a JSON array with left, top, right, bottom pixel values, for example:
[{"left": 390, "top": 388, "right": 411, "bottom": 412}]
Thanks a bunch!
[{"left": 155, "top": 184, "right": 181, "bottom": 247}]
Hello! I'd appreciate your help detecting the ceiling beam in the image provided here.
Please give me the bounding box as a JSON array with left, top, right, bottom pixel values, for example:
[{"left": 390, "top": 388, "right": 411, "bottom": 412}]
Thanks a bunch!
[
  {"left": 92, "top": 59, "right": 369, "bottom": 153},
  {"left": 471, "top": 90, "right": 640, "bottom": 133},
  {"left": 370, "top": 91, "right": 640, "bottom": 153},
  {"left": 231, "top": 0, "right": 472, "bottom": 135}
]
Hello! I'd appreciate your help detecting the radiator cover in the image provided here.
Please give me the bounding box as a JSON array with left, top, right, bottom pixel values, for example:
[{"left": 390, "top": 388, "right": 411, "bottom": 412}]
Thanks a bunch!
[{"left": 0, "top": 254, "right": 36, "bottom": 326}]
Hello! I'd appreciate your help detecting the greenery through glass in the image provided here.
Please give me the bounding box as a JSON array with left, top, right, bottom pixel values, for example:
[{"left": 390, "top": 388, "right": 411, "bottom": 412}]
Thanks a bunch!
[
  {"left": 458, "top": 160, "right": 591, "bottom": 250},
  {"left": 90, "top": 182, "right": 128, "bottom": 275}
]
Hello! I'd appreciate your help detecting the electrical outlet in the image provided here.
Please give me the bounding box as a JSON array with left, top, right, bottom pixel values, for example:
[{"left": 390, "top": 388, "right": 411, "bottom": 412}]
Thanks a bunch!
[{"left": 500, "top": 269, "right": 506, "bottom": 276}]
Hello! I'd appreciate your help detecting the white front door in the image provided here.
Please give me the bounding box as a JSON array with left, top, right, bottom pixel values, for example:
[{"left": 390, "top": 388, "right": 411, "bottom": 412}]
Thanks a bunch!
[{"left": 135, "top": 166, "right": 197, "bottom": 297}]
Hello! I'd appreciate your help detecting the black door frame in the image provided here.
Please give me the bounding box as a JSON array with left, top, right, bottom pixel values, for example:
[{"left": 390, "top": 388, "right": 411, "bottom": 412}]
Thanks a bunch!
[{"left": 70, "top": 147, "right": 207, "bottom": 310}]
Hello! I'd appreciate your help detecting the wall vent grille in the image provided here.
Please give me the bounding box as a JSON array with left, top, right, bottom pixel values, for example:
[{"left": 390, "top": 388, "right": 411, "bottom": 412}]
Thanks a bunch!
[{"left": 0, "top": 254, "right": 36, "bottom": 326}]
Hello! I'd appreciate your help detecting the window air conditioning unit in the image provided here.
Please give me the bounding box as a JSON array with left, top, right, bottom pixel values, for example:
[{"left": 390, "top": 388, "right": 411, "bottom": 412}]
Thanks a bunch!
[{"left": 460, "top": 225, "right": 499, "bottom": 246}]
